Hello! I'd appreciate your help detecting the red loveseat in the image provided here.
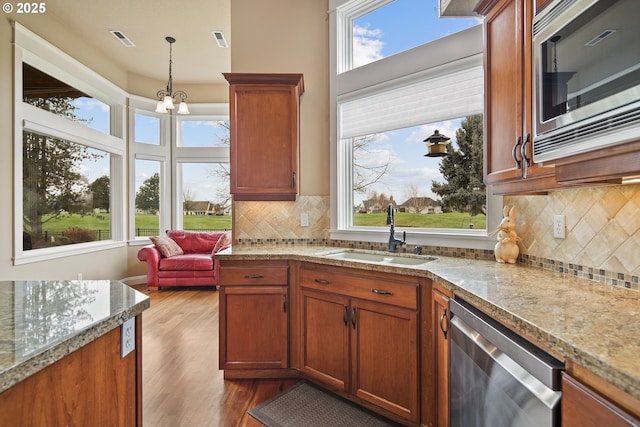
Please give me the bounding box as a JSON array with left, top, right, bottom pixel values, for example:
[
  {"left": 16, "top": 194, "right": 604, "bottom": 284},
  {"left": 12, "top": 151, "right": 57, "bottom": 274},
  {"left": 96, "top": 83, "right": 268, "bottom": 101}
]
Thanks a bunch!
[{"left": 137, "top": 230, "right": 231, "bottom": 291}]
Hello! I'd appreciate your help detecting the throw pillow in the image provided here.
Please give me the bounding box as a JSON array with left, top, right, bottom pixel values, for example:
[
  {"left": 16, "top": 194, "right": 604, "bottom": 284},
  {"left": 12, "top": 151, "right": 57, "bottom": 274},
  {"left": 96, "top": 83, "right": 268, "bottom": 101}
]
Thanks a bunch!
[
  {"left": 212, "top": 231, "right": 232, "bottom": 255},
  {"left": 150, "top": 235, "right": 184, "bottom": 258}
]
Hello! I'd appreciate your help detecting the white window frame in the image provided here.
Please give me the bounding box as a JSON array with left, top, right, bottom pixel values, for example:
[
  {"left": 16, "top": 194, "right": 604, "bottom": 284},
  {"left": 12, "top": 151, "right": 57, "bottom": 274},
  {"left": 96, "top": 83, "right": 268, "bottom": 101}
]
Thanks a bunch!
[
  {"left": 329, "top": 0, "right": 500, "bottom": 250},
  {"left": 13, "top": 23, "right": 127, "bottom": 264},
  {"left": 172, "top": 104, "right": 230, "bottom": 231},
  {"left": 129, "top": 95, "right": 171, "bottom": 241}
]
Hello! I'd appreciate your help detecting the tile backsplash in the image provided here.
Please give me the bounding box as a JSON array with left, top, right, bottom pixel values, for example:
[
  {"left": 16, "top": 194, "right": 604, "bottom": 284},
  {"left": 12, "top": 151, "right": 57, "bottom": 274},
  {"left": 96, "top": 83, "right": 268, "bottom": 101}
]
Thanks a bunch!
[
  {"left": 506, "top": 183, "right": 640, "bottom": 288},
  {"left": 233, "top": 185, "right": 640, "bottom": 290},
  {"left": 234, "top": 196, "right": 331, "bottom": 241}
]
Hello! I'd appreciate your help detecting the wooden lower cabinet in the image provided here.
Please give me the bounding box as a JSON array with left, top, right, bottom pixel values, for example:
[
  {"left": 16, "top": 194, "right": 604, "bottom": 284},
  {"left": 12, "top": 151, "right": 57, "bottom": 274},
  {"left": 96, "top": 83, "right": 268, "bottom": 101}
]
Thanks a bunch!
[
  {"left": 432, "top": 286, "right": 452, "bottom": 427},
  {"left": 351, "top": 298, "right": 419, "bottom": 422},
  {"left": 562, "top": 372, "right": 640, "bottom": 427},
  {"left": 218, "top": 261, "right": 290, "bottom": 373},
  {"left": 300, "top": 289, "right": 349, "bottom": 390},
  {"left": 0, "top": 320, "right": 141, "bottom": 427},
  {"left": 298, "top": 264, "right": 420, "bottom": 423}
]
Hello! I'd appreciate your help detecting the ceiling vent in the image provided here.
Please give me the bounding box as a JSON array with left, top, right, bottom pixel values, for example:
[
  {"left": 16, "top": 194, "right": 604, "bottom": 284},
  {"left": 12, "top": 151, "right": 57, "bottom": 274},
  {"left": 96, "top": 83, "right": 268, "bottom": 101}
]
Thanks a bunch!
[
  {"left": 110, "top": 30, "right": 136, "bottom": 47},
  {"left": 212, "top": 31, "right": 228, "bottom": 48},
  {"left": 585, "top": 29, "right": 616, "bottom": 46}
]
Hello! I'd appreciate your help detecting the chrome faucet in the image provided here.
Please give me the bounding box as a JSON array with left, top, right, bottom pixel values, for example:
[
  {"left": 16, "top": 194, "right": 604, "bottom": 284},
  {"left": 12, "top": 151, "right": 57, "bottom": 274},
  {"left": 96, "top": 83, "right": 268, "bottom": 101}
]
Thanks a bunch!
[{"left": 386, "top": 204, "right": 405, "bottom": 252}]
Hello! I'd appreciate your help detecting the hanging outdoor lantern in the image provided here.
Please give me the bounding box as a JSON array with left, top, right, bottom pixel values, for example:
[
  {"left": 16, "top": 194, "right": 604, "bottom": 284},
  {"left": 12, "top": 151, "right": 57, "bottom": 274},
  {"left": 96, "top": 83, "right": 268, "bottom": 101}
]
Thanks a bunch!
[{"left": 424, "top": 130, "right": 450, "bottom": 157}]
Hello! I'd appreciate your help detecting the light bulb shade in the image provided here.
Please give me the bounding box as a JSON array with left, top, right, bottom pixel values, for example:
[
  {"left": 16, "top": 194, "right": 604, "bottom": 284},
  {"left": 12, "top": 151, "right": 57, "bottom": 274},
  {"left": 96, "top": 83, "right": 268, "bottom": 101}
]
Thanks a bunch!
[
  {"left": 177, "top": 101, "right": 190, "bottom": 115},
  {"left": 155, "top": 100, "right": 168, "bottom": 114},
  {"left": 163, "top": 95, "right": 175, "bottom": 109}
]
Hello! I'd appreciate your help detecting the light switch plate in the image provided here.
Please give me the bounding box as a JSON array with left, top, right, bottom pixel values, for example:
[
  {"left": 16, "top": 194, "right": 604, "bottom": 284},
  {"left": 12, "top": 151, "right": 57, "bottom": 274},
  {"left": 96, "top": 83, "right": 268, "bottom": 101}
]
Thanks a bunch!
[{"left": 121, "top": 317, "right": 135, "bottom": 358}]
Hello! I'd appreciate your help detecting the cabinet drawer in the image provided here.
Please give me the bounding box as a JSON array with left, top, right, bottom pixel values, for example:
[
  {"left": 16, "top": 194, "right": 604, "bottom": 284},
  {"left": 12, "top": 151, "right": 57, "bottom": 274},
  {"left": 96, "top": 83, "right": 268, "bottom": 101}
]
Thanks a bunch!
[
  {"left": 299, "top": 265, "right": 417, "bottom": 310},
  {"left": 219, "top": 266, "right": 288, "bottom": 285}
]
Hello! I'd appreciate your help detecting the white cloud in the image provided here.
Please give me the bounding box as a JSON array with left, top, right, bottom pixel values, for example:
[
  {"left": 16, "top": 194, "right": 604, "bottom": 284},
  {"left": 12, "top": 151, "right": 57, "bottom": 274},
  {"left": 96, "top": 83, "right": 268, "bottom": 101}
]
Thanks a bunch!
[{"left": 353, "top": 24, "right": 385, "bottom": 68}]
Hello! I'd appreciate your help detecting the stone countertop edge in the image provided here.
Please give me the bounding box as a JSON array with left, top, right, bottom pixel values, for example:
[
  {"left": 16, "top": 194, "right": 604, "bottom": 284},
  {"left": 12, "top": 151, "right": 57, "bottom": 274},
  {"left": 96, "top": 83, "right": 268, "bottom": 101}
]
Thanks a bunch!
[
  {"left": 215, "top": 245, "right": 640, "bottom": 401},
  {"left": 0, "top": 291, "right": 150, "bottom": 394}
]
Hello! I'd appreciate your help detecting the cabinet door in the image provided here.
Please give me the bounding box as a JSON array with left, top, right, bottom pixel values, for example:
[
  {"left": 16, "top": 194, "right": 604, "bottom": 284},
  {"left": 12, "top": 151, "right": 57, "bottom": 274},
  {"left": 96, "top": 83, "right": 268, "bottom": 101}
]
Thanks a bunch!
[
  {"left": 225, "top": 73, "right": 303, "bottom": 201},
  {"left": 351, "top": 299, "right": 420, "bottom": 423},
  {"left": 219, "top": 286, "right": 288, "bottom": 369},
  {"left": 484, "top": 0, "right": 525, "bottom": 184},
  {"left": 433, "top": 289, "right": 450, "bottom": 427},
  {"left": 300, "top": 288, "right": 350, "bottom": 391},
  {"left": 562, "top": 373, "right": 640, "bottom": 427}
]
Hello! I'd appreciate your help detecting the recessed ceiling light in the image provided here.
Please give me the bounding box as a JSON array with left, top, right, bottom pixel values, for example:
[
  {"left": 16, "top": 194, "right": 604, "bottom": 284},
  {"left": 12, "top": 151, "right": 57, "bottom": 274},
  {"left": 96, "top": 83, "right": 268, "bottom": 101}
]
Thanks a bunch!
[
  {"left": 212, "top": 31, "right": 228, "bottom": 48},
  {"left": 110, "top": 30, "right": 136, "bottom": 47}
]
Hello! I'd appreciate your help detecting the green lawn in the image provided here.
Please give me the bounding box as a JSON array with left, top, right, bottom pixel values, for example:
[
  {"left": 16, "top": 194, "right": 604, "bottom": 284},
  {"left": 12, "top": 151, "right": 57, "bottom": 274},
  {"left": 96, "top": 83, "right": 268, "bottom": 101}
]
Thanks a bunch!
[
  {"left": 354, "top": 212, "right": 486, "bottom": 229},
  {"left": 35, "top": 211, "right": 483, "bottom": 238},
  {"left": 37, "top": 213, "right": 232, "bottom": 237}
]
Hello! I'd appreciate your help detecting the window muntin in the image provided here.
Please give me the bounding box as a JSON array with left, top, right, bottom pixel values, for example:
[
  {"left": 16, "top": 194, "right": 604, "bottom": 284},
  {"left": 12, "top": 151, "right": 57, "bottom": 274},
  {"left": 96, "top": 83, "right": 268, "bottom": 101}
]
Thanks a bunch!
[
  {"left": 23, "top": 131, "right": 112, "bottom": 250},
  {"left": 177, "top": 118, "right": 229, "bottom": 147},
  {"left": 179, "top": 162, "right": 231, "bottom": 231},
  {"left": 23, "top": 63, "right": 111, "bottom": 135}
]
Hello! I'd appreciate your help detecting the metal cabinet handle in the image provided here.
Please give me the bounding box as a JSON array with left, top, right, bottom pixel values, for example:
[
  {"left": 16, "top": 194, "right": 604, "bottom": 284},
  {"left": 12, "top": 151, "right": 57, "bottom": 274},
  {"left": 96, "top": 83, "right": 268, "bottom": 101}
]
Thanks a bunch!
[
  {"left": 343, "top": 305, "right": 348, "bottom": 326},
  {"left": 351, "top": 307, "right": 357, "bottom": 329},
  {"left": 521, "top": 133, "right": 531, "bottom": 168},
  {"left": 244, "top": 274, "right": 264, "bottom": 279},
  {"left": 512, "top": 136, "right": 522, "bottom": 169},
  {"left": 439, "top": 307, "right": 448, "bottom": 338},
  {"left": 314, "top": 279, "right": 331, "bottom": 285},
  {"left": 283, "top": 294, "right": 287, "bottom": 313},
  {"left": 292, "top": 171, "right": 296, "bottom": 187},
  {"left": 371, "top": 289, "right": 393, "bottom": 296}
]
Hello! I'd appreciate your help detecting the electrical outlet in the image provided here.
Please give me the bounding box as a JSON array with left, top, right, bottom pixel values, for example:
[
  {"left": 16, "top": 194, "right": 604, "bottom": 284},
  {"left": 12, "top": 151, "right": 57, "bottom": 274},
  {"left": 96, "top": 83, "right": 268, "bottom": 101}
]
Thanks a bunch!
[
  {"left": 121, "top": 317, "right": 135, "bottom": 358},
  {"left": 553, "top": 215, "right": 566, "bottom": 239},
  {"left": 300, "top": 213, "right": 310, "bottom": 227}
]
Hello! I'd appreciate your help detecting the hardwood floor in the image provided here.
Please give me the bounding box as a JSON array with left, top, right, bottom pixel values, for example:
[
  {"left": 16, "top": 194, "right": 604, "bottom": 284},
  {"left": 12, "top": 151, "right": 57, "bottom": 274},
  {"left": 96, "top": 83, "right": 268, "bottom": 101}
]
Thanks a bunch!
[{"left": 132, "top": 285, "right": 298, "bottom": 427}]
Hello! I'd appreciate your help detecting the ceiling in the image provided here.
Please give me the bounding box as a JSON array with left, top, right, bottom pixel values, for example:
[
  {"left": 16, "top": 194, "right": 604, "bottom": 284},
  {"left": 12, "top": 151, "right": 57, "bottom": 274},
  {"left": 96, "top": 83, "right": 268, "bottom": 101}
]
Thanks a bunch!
[{"left": 17, "top": 0, "right": 231, "bottom": 86}]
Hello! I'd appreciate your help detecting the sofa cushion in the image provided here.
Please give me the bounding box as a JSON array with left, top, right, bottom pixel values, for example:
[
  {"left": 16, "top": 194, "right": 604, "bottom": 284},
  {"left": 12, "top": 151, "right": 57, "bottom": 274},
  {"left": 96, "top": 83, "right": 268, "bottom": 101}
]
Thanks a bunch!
[
  {"left": 150, "top": 236, "right": 184, "bottom": 258},
  {"left": 212, "top": 231, "right": 232, "bottom": 254},
  {"left": 166, "top": 230, "right": 223, "bottom": 254},
  {"left": 159, "top": 254, "right": 213, "bottom": 271}
]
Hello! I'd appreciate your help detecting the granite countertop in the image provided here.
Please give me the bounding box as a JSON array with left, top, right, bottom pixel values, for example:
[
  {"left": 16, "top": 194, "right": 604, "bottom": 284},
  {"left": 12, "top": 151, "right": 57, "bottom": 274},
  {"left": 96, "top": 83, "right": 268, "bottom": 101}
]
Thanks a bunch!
[
  {"left": 0, "top": 280, "right": 150, "bottom": 393},
  {"left": 216, "top": 245, "right": 640, "bottom": 401}
]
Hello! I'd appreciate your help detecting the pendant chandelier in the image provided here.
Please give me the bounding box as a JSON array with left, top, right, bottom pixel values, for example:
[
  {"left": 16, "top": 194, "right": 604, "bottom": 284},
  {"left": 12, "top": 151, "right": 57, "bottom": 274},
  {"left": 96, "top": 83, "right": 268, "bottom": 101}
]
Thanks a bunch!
[{"left": 155, "top": 36, "right": 189, "bottom": 114}]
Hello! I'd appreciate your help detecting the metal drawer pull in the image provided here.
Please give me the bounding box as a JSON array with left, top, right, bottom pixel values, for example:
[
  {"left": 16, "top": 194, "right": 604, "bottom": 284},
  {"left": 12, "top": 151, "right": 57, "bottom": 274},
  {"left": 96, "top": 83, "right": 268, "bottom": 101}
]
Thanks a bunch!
[
  {"left": 521, "top": 133, "right": 531, "bottom": 167},
  {"left": 314, "top": 279, "right": 331, "bottom": 285},
  {"left": 343, "top": 305, "right": 348, "bottom": 326},
  {"left": 439, "top": 307, "right": 448, "bottom": 338},
  {"left": 351, "top": 307, "right": 357, "bottom": 329},
  {"left": 371, "top": 289, "right": 393, "bottom": 295},
  {"left": 244, "top": 274, "right": 264, "bottom": 279},
  {"left": 512, "top": 136, "right": 522, "bottom": 169}
]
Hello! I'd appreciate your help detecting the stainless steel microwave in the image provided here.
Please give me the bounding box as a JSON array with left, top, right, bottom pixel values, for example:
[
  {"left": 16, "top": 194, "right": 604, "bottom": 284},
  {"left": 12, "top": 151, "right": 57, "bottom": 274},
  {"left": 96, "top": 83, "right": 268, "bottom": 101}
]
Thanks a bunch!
[{"left": 532, "top": 0, "right": 640, "bottom": 163}]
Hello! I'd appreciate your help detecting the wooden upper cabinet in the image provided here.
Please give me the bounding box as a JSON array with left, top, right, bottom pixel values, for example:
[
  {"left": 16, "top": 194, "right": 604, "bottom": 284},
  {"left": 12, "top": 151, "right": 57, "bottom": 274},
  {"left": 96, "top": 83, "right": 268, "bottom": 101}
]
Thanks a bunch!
[
  {"left": 479, "top": 0, "right": 556, "bottom": 194},
  {"left": 224, "top": 73, "right": 304, "bottom": 201}
]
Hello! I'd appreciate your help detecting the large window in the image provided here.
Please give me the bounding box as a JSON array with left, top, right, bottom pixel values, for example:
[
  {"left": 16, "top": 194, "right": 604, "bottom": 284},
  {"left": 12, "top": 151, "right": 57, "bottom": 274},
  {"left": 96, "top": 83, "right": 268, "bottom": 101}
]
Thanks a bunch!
[
  {"left": 15, "top": 23, "right": 126, "bottom": 261},
  {"left": 130, "top": 101, "right": 230, "bottom": 239},
  {"left": 331, "top": 0, "right": 499, "bottom": 248}
]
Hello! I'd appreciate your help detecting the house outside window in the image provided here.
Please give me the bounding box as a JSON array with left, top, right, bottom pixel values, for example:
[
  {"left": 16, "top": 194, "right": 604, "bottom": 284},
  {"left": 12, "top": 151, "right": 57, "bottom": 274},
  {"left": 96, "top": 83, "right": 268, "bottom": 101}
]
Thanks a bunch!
[{"left": 330, "top": 0, "right": 500, "bottom": 249}]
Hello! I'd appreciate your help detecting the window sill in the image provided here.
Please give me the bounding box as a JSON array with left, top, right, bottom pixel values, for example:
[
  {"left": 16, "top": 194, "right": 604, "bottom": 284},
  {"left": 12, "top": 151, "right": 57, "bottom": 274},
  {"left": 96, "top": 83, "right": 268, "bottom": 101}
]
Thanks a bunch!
[
  {"left": 14, "top": 240, "right": 126, "bottom": 265},
  {"left": 330, "top": 228, "right": 496, "bottom": 251}
]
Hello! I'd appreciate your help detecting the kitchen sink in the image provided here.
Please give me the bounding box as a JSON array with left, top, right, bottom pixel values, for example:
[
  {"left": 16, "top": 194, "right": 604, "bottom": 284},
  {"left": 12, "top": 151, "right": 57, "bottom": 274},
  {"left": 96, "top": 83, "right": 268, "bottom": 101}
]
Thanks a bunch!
[{"left": 317, "top": 249, "right": 435, "bottom": 266}]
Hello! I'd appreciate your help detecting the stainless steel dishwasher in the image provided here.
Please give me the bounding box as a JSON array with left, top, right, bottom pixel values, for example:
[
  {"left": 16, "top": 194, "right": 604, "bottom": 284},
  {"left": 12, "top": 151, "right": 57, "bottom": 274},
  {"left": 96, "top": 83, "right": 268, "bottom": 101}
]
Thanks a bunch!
[{"left": 449, "top": 298, "right": 564, "bottom": 427}]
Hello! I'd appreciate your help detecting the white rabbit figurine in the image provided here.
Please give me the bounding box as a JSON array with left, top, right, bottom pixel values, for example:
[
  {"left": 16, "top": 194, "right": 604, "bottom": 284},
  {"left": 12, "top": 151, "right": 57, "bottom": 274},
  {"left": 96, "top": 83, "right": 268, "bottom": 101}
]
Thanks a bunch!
[{"left": 494, "top": 205, "right": 520, "bottom": 264}]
